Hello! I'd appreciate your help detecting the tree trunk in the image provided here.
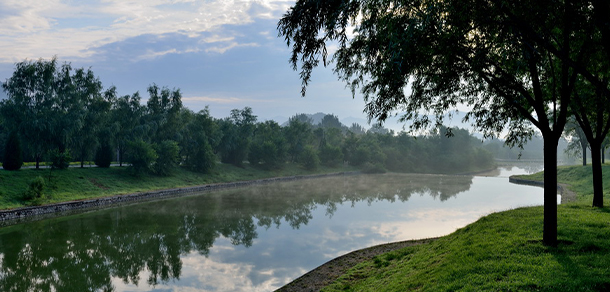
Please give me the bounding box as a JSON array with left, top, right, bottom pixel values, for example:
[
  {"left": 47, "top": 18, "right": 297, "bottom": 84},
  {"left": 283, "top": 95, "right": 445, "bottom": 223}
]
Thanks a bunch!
[
  {"left": 35, "top": 154, "right": 40, "bottom": 169},
  {"left": 590, "top": 141, "right": 604, "bottom": 207},
  {"left": 543, "top": 136, "right": 559, "bottom": 246},
  {"left": 581, "top": 142, "right": 587, "bottom": 166}
]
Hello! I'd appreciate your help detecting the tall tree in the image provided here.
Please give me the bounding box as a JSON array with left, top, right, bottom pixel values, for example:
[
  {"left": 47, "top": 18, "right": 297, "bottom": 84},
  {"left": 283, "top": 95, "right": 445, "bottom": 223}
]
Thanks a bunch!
[
  {"left": 284, "top": 115, "right": 314, "bottom": 162},
  {"left": 570, "top": 78, "right": 610, "bottom": 207},
  {"left": 564, "top": 118, "right": 589, "bottom": 166},
  {"left": 69, "top": 68, "right": 109, "bottom": 167},
  {"left": 180, "top": 108, "right": 220, "bottom": 173},
  {"left": 1, "top": 58, "right": 58, "bottom": 168},
  {"left": 217, "top": 107, "right": 256, "bottom": 166},
  {"left": 278, "top": 0, "right": 586, "bottom": 246},
  {"left": 112, "top": 92, "right": 144, "bottom": 166},
  {"left": 145, "top": 84, "right": 183, "bottom": 143}
]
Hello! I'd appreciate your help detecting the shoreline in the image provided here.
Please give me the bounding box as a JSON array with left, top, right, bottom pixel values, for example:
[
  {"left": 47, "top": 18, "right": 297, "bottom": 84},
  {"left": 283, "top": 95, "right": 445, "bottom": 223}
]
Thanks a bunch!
[
  {"left": 508, "top": 176, "right": 577, "bottom": 203},
  {"left": 275, "top": 175, "right": 563, "bottom": 291},
  {"left": 0, "top": 171, "right": 359, "bottom": 227},
  {"left": 275, "top": 238, "right": 439, "bottom": 292}
]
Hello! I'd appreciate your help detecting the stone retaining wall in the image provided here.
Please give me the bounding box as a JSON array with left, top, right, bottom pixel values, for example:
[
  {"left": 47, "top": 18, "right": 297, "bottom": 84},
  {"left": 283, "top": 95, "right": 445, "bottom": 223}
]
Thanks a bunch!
[{"left": 0, "top": 172, "right": 359, "bottom": 226}]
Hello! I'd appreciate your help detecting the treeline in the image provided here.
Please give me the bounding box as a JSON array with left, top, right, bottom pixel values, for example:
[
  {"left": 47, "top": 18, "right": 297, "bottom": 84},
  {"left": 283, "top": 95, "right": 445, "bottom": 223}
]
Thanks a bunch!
[{"left": 0, "top": 58, "right": 494, "bottom": 175}]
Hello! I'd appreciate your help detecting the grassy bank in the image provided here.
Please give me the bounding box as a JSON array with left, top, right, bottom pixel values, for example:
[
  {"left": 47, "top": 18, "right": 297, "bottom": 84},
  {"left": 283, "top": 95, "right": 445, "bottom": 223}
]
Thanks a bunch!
[
  {"left": 319, "top": 165, "right": 610, "bottom": 291},
  {"left": 0, "top": 163, "right": 358, "bottom": 210}
]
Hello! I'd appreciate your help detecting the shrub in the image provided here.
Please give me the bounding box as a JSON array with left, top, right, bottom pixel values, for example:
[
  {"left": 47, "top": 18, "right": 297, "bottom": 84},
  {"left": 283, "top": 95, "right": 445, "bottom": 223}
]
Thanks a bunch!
[
  {"left": 319, "top": 144, "right": 343, "bottom": 167},
  {"left": 126, "top": 139, "right": 158, "bottom": 176},
  {"left": 95, "top": 142, "right": 114, "bottom": 168},
  {"left": 3, "top": 131, "right": 23, "bottom": 170},
  {"left": 49, "top": 149, "right": 72, "bottom": 170},
  {"left": 153, "top": 140, "right": 180, "bottom": 176},
  {"left": 23, "top": 176, "right": 45, "bottom": 202},
  {"left": 186, "top": 140, "right": 216, "bottom": 173},
  {"left": 300, "top": 145, "right": 320, "bottom": 170}
]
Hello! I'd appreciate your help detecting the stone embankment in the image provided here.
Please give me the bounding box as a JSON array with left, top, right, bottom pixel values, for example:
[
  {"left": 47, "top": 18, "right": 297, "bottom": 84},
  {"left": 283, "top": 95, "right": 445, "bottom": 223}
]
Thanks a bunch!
[
  {"left": 508, "top": 176, "right": 576, "bottom": 203},
  {"left": 0, "top": 172, "right": 359, "bottom": 227}
]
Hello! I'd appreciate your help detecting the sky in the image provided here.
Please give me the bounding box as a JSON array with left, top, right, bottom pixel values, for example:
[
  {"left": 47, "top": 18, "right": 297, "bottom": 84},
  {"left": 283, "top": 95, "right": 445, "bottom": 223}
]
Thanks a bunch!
[{"left": 0, "top": 0, "right": 422, "bottom": 131}]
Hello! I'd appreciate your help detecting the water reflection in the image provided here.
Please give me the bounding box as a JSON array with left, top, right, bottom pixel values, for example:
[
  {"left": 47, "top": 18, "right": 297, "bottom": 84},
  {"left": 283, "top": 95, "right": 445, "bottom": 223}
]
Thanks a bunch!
[{"left": 0, "top": 173, "right": 526, "bottom": 292}]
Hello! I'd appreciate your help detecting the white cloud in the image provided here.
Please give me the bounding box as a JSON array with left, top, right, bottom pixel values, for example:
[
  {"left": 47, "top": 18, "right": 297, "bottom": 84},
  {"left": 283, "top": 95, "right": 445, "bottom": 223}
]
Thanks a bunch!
[{"left": 0, "top": 0, "right": 292, "bottom": 63}]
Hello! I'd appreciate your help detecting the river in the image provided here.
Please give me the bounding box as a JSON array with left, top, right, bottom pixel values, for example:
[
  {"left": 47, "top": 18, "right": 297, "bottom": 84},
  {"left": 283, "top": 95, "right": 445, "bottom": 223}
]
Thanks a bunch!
[{"left": 0, "top": 166, "right": 553, "bottom": 291}]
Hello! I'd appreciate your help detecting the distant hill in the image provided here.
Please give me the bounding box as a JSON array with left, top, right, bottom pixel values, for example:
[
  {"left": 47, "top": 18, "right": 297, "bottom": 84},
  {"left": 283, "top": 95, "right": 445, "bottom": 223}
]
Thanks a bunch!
[{"left": 273, "top": 110, "right": 482, "bottom": 135}]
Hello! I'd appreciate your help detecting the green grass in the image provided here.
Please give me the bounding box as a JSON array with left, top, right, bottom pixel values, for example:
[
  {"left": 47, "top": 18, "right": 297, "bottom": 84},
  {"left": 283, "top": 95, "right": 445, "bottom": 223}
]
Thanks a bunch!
[
  {"left": 321, "top": 164, "right": 610, "bottom": 291},
  {"left": 0, "top": 163, "right": 358, "bottom": 210}
]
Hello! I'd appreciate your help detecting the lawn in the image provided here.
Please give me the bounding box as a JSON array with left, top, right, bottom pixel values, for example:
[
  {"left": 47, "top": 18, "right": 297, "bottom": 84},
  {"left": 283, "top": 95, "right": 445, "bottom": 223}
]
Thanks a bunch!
[{"left": 0, "top": 163, "right": 358, "bottom": 210}]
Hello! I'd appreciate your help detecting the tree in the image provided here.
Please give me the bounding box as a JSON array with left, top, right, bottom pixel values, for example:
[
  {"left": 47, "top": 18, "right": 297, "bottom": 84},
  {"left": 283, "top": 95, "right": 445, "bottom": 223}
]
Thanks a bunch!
[
  {"left": 284, "top": 114, "right": 314, "bottom": 162},
  {"left": 180, "top": 108, "right": 220, "bottom": 173},
  {"left": 94, "top": 141, "right": 114, "bottom": 168},
  {"left": 279, "top": 0, "right": 586, "bottom": 246},
  {"left": 249, "top": 121, "right": 287, "bottom": 169},
  {"left": 217, "top": 107, "right": 256, "bottom": 166},
  {"left": 564, "top": 117, "right": 589, "bottom": 166},
  {"left": 145, "top": 84, "right": 183, "bottom": 143},
  {"left": 3, "top": 131, "right": 23, "bottom": 170},
  {"left": 349, "top": 123, "right": 366, "bottom": 135},
  {"left": 112, "top": 92, "right": 144, "bottom": 166},
  {"left": 69, "top": 68, "right": 109, "bottom": 168},
  {"left": 1, "top": 58, "right": 59, "bottom": 169},
  {"left": 153, "top": 140, "right": 180, "bottom": 176},
  {"left": 570, "top": 79, "right": 610, "bottom": 207},
  {"left": 319, "top": 114, "right": 344, "bottom": 130}
]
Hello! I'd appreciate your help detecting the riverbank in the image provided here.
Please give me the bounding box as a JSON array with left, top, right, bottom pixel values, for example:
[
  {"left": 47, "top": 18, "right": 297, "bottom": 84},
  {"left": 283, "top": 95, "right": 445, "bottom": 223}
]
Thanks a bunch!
[
  {"left": 277, "top": 164, "right": 610, "bottom": 291},
  {"left": 0, "top": 163, "right": 365, "bottom": 224}
]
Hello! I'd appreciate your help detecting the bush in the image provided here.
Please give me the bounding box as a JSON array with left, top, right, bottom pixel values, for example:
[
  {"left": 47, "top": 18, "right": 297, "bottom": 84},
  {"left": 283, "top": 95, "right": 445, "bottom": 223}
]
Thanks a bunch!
[
  {"left": 3, "top": 131, "right": 23, "bottom": 170},
  {"left": 185, "top": 140, "right": 216, "bottom": 173},
  {"left": 153, "top": 140, "right": 180, "bottom": 176},
  {"left": 22, "top": 176, "right": 45, "bottom": 202},
  {"left": 49, "top": 149, "right": 72, "bottom": 170},
  {"left": 249, "top": 141, "right": 285, "bottom": 170},
  {"left": 126, "top": 139, "right": 158, "bottom": 176},
  {"left": 300, "top": 145, "right": 320, "bottom": 170},
  {"left": 319, "top": 144, "right": 343, "bottom": 167},
  {"left": 95, "top": 142, "right": 114, "bottom": 168}
]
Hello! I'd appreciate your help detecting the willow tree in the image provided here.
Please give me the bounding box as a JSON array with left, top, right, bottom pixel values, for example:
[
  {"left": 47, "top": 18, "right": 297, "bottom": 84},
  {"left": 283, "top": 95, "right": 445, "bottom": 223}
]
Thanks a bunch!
[{"left": 278, "top": 0, "right": 589, "bottom": 246}]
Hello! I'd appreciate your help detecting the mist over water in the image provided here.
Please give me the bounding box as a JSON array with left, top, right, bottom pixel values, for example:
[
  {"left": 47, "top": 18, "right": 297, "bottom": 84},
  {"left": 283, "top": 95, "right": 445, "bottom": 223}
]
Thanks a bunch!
[{"left": 0, "top": 167, "right": 546, "bottom": 291}]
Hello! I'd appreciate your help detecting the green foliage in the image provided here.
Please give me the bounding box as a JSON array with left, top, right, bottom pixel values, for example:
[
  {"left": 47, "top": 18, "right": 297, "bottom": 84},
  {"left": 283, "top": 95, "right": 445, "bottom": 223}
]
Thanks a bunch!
[
  {"left": 126, "top": 139, "right": 157, "bottom": 176},
  {"left": 186, "top": 140, "right": 216, "bottom": 173},
  {"left": 284, "top": 116, "right": 314, "bottom": 162},
  {"left": 153, "top": 140, "right": 180, "bottom": 176},
  {"left": 94, "top": 141, "right": 114, "bottom": 168},
  {"left": 179, "top": 109, "right": 219, "bottom": 173},
  {"left": 3, "top": 131, "right": 23, "bottom": 170},
  {"left": 145, "top": 84, "right": 184, "bottom": 142},
  {"left": 217, "top": 107, "right": 257, "bottom": 166},
  {"left": 249, "top": 121, "right": 287, "bottom": 170},
  {"left": 22, "top": 176, "right": 45, "bottom": 202},
  {"left": 300, "top": 145, "right": 320, "bottom": 170},
  {"left": 49, "top": 149, "right": 72, "bottom": 170},
  {"left": 319, "top": 144, "right": 343, "bottom": 167}
]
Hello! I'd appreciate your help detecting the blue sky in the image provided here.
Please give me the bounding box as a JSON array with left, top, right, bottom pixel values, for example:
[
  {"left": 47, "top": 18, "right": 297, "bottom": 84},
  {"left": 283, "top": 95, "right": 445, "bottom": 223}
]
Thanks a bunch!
[{"left": 0, "top": 0, "right": 411, "bottom": 129}]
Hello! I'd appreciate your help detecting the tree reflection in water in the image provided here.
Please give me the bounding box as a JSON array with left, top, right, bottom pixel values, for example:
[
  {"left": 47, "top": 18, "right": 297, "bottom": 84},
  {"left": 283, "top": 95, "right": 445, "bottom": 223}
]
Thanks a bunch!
[{"left": 0, "top": 173, "right": 472, "bottom": 291}]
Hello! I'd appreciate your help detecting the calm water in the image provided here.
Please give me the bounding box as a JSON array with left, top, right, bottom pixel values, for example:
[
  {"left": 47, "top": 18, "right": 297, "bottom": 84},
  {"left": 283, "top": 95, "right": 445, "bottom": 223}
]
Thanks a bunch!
[{"left": 0, "top": 167, "right": 551, "bottom": 291}]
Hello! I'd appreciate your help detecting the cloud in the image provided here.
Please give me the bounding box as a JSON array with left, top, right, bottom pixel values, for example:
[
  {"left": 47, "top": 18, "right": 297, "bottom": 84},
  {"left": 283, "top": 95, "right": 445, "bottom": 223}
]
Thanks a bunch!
[{"left": 0, "top": 0, "right": 292, "bottom": 63}]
